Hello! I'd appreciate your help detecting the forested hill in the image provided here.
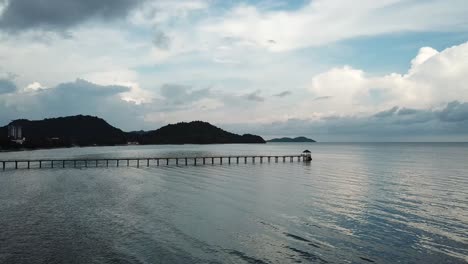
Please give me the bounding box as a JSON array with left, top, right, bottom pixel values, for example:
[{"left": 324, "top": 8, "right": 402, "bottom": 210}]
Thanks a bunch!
[
  {"left": 1, "top": 116, "right": 265, "bottom": 149},
  {"left": 132, "top": 121, "right": 265, "bottom": 144},
  {"left": 267, "top": 136, "right": 316, "bottom": 143},
  {"left": 0, "top": 115, "right": 127, "bottom": 148}
]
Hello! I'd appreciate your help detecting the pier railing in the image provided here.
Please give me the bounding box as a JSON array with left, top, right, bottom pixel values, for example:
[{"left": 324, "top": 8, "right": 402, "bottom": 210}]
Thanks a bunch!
[{"left": 1, "top": 155, "right": 309, "bottom": 170}]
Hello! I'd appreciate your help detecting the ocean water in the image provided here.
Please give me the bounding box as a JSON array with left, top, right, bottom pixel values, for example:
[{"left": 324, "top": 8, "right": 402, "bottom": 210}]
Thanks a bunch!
[{"left": 0, "top": 143, "right": 467, "bottom": 263}]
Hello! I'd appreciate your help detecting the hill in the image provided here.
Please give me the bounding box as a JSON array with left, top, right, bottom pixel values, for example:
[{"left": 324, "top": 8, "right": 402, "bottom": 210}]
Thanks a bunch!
[
  {"left": 134, "top": 121, "right": 265, "bottom": 144},
  {"left": 1, "top": 116, "right": 265, "bottom": 149},
  {"left": 267, "top": 136, "right": 316, "bottom": 143},
  {"left": 1, "top": 115, "right": 127, "bottom": 149}
]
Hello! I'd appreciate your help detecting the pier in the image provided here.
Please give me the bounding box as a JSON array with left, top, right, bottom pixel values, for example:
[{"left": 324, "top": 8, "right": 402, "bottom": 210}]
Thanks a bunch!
[{"left": 1, "top": 155, "right": 311, "bottom": 170}]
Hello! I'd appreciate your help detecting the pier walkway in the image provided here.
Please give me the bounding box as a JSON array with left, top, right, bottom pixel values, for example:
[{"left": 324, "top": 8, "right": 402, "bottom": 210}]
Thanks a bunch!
[{"left": 1, "top": 155, "right": 310, "bottom": 170}]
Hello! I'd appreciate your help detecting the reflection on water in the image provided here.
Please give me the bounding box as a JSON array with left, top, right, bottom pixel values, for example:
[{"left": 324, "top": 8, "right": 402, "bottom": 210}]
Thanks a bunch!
[{"left": 0, "top": 143, "right": 467, "bottom": 263}]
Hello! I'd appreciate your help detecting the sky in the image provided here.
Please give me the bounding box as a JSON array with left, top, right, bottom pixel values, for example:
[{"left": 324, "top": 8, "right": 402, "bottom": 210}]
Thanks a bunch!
[{"left": 0, "top": 0, "right": 468, "bottom": 141}]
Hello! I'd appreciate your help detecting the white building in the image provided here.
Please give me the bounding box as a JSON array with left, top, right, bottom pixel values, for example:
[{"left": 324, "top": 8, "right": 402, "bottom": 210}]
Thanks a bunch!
[{"left": 8, "top": 125, "right": 22, "bottom": 139}]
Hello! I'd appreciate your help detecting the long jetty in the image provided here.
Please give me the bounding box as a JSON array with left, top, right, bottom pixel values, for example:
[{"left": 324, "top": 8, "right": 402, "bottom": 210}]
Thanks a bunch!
[{"left": 1, "top": 155, "right": 310, "bottom": 170}]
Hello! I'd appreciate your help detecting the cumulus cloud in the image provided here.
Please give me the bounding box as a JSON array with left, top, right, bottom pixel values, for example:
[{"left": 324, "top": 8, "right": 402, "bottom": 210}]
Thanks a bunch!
[
  {"left": 306, "top": 42, "right": 468, "bottom": 116},
  {"left": 0, "top": 0, "right": 142, "bottom": 32}
]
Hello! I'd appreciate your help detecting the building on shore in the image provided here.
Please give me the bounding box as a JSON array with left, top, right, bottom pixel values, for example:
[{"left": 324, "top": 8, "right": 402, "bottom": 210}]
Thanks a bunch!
[
  {"left": 8, "top": 125, "right": 22, "bottom": 139},
  {"left": 8, "top": 125, "right": 25, "bottom": 144}
]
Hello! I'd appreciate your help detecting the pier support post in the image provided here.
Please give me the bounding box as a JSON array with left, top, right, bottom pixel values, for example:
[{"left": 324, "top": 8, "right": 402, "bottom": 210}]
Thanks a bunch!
[
  {"left": 236, "top": 157, "right": 239, "bottom": 164},
  {"left": 290, "top": 157, "right": 293, "bottom": 162},
  {"left": 127, "top": 159, "right": 130, "bottom": 167},
  {"left": 260, "top": 157, "right": 263, "bottom": 163},
  {"left": 194, "top": 158, "right": 197, "bottom": 166},
  {"left": 283, "top": 157, "right": 286, "bottom": 162},
  {"left": 137, "top": 159, "right": 140, "bottom": 168},
  {"left": 157, "top": 159, "right": 159, "bottom": 166},
  {"left": 147, "top": 159, "right": 150, "bottom": 167},
  {"left": 117, "top": 160, "right": 119, "bottom": 167},
  {"left": 244, "top": 157, "right": 247, "bottom": 164},
  {"left": 176, "top": 159, "right": 179, "bottom": 166},
  {"left": 106, "top": 160, "right": 109, "bottom": 167},
  {"left": 15, "top": 161, "right": 18, "bottom": 169},
  {"left": 228, "top": 157, "right": 231, "bottom": 164},
  {"left": 252, "top": 157, "right": 255, "bottom": 163},
  {"left": 212, "top": 158, "right": 214, "bottom": 165},
  {"left": 166, "top": 159, "right": 169, "bottom": 166},
  {"left": 39, "top": 161, "right": 42, "bottom": 168},
  {"left": 28, "top": 161, "right": 30, "bottom": 169},
  {"left": 185, "top": 158, "right": 188, "bottom": 166},
  {"left": 203, "top": 158, "right": 206, "bottom": 165},
  {"left": 220, "top": 157, "right": 222, "bottom": 165}
]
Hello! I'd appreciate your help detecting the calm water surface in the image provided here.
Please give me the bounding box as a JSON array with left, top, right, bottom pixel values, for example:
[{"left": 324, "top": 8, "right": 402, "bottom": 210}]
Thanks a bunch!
[{"left": 0, "top": 143, "right": 467, "bottom": 263}]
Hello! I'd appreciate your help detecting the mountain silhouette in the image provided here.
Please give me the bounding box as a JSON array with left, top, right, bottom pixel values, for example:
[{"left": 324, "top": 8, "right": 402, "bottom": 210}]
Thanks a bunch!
[
  {"left": 1, "top": 115, "right": 265, "bottom": 150},
  {"left": 267, "top": 136, "right": 316, "bottom": 143},
  {"left": 132, "top": 121, "right": 265, "bottom": 145}
]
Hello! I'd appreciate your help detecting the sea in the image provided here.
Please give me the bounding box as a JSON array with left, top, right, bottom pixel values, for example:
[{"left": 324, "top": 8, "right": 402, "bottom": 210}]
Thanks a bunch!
[{"left": 0, "top": 143, "right": 467, "bottom": 264}]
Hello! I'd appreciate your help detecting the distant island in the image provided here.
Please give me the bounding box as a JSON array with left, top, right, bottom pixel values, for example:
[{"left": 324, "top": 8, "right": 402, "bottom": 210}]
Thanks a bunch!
[
  {"left": 0, "top": 115, "right": 265, "bottom": 150},
  {"left": 267, "top": 136, "right": 316, "bottom": 143}
]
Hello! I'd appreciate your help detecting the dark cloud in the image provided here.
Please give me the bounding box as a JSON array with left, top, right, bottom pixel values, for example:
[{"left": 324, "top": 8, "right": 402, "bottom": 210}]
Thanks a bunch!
[
  {"left": 153, "top": 31, "right": 170, "bottom": 49},
  {"left": 224, "top": 101, "right": 468, "bottom": 141},
  {"left": 437, "top": 101, "right": 468, "bottom": 122},
  {"left": 0, "top": 79, "right": 16, "bottom": 94},
  {"left": 244, "top": 91, "right": 265, "bottom": 102},
  {"left": 0, "top": 79, "right": 146, "bottom": 131},
  {"left": 374, "top": 106, "right": 398, "bottom": 118},
  {"left": 398, "top": 107, "right": 419, "bottom": 115},
  {"left": 313, "top": 96, "right": 332, "bottom": 101},
  {"left": 0, "top": 0, "right": 143, "bottom": 32},
  {"left": 53, "top": 78, "right": 129, "bottom": 96},
  {"left": 274, "top": 91, "right": 291, "bottom": 97}
]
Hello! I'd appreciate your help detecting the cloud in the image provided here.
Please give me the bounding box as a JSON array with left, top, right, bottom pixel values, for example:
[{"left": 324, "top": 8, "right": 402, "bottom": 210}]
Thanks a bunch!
[
  {"left": 438, "top": 101, "right": 468, "bottom": 122},
  {"left": 0, "top": 78, "right": 15, "bottom": 93},
  {"left": 159, "top": 84, "right": 211, "bottom": 105},
  {"left": 374, "top": 106, "right": 398, "bottom": 118},
  {"left": 313, "top": 96, "right": 332, "bottom": 101},
  {"left": 226, "top": 101, "right": 468, "bottom": 141},
  {"left": 0, "top": 0, "right": 142, "bottom": 32},
  {"left": 306, "top": 42, "right": 468, "bottom": 116},
  {"left": 274, "top": 91, "right": 291, "bottom": 97},
  {"left": 244, "top": 91, "right": 265, "bottom": 102},
  {"left": 25, "top": 82, "right": 45, "bottom": 92},
  {"left": 200, "top": 0, "right": 468, "bottom": 52},
  {"left": 0, "top": 79, "right": 147, "bottom": 130},
  {"left": 153, "top": 30, "right": 171, "bottom": 49},
  {"left": 398, "top": 108, "right": 419, "bottom": 116}
]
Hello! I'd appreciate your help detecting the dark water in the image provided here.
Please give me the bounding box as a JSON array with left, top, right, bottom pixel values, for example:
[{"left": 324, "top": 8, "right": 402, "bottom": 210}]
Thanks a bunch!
[{"left": 0, "top": 143, "right": 467, "bottom": 263}]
